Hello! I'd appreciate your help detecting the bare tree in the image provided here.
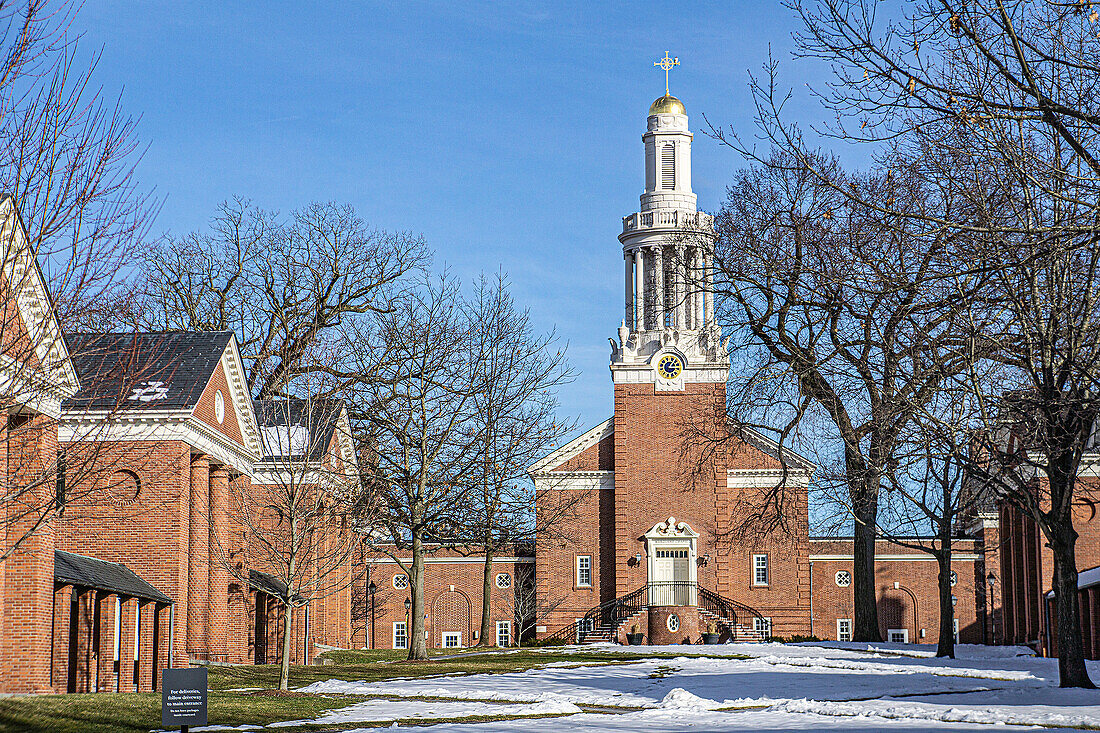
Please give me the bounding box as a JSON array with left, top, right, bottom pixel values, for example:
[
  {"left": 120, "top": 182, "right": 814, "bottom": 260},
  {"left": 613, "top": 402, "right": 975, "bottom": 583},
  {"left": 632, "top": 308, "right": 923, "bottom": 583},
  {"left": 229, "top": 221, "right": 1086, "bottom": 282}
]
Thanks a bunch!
[
  {"left": 0, "top": 0, "right": 155, "bottom": 330},
  {"left": 463, "top": 271, "right": 576, "bottom": 647},
  {"left": 214, "top": 393, "right": 363, "bottom": 690},
  {"left": 507, "top": 566, "right": 569, "bottom": 647},
  {"left": 748, "top": 0, "right": 1100, "bottom": 686},
  {"left": 356, "top": 275, "right": 484, "bottom": 660},
  {"left": 137, "top": 198, "right": 427, "bottom": 397},
  {"left": 703, "top": 147, "right": 986, "bottom": 642}
]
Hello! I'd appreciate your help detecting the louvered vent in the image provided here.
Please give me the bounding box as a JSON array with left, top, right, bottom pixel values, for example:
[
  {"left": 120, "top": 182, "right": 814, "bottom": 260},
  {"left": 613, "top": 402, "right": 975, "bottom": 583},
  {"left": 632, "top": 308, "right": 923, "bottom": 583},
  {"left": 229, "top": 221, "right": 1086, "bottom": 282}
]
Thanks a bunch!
[{"left": 661, "top": 145, "right": 675, "bottom": 189}]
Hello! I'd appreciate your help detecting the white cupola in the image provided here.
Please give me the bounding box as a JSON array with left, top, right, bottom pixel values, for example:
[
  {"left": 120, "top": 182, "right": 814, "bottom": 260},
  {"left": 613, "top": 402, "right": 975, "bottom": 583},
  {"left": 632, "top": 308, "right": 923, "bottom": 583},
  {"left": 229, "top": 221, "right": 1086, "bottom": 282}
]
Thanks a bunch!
[{"left": 611, "top": 78, "right": 728, "bottom": 389}]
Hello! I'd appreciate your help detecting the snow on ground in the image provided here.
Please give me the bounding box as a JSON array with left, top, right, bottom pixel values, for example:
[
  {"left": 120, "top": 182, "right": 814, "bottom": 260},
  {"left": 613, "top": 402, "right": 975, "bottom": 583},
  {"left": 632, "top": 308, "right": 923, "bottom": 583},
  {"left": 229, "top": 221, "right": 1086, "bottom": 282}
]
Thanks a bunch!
[{"left": 289, "top": 642, "right": 1100, "bottom": 731}]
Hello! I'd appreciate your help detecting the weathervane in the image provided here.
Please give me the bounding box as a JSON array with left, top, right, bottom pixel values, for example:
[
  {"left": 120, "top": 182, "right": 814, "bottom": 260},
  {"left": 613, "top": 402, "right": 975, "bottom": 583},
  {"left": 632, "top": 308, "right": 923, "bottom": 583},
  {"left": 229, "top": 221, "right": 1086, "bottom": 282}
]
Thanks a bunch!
[{"left": 654, "top": 51, "right": 679, "bottom": 95}]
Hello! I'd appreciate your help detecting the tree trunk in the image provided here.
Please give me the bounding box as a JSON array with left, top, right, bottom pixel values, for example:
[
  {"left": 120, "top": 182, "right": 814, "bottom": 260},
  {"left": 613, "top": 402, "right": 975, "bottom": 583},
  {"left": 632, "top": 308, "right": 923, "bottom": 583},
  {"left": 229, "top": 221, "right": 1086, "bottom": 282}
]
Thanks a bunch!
[
  {"left": 408, "top": 529, "right": 429, "bottom": 660},
  {"left": 477, "top": 540, "right": 495, "bottom": 646},
  {"left": 1050, "top": 523, "right": 1095, "bottom": 688},
  {"left": 279, "top": 601, "right": 293, "bottom": 691},
  {"left": 935, "top": 550, "right": 955, "bottom": 659},
  {"left": 852, "top": 494, "right": 882, "bottom": 641}
]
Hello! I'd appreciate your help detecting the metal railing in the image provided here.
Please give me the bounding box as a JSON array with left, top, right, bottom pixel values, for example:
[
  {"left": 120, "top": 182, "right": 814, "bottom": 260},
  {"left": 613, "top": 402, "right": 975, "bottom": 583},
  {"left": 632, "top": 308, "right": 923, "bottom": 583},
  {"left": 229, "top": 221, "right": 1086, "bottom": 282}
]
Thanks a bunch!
[
  {"left": 542, "top": 581, "right": 768, "bottom": 645},
  {"left": 647, "top": 580, "right": 697, "bottom": 606}
]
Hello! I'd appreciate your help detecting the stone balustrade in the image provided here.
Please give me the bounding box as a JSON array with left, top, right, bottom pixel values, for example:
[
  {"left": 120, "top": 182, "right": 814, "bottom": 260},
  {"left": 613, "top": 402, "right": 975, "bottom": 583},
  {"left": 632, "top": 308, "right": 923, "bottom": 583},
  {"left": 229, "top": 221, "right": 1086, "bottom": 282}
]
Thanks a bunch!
[{"left": 622, "top": 209, "right": 713, "bottom": 235}]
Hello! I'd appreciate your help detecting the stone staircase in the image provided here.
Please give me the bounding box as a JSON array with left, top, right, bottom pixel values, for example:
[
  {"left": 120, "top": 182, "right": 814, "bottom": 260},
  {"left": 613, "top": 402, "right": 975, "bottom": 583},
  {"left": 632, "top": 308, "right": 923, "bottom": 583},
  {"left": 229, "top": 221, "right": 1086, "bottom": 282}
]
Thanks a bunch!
[{"left": 547, "top": 583, "right": 768, "bottom": 645}]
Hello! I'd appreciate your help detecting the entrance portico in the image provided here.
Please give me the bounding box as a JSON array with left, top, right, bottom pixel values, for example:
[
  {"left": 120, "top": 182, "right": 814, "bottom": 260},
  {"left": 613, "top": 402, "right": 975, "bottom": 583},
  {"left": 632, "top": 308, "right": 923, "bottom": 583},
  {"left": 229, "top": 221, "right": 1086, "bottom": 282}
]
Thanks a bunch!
[{"left": 645, "top": 517, "right": 697, "bottom": 606}]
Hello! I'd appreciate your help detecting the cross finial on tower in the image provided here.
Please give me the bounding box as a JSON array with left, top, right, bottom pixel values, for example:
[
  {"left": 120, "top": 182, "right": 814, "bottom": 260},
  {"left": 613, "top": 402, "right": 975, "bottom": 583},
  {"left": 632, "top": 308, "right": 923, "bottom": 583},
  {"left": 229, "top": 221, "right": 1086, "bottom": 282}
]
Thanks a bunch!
[{"left": 654, "top": 51, "right": 679, "bottom": 95}]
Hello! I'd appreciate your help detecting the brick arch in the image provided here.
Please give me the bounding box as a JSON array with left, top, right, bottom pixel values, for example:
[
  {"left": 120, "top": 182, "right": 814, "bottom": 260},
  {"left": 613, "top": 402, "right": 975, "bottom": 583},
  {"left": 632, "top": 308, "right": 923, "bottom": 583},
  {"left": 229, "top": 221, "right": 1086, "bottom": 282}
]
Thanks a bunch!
[{"left": 430, "top": 588, "right": 471, "bottom": 647}]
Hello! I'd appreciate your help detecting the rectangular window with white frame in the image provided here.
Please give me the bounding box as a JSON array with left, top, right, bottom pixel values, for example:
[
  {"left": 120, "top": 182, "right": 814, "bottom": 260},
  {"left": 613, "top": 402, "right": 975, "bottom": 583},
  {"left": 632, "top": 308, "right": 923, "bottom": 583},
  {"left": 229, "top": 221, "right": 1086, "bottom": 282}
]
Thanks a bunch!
[
  {"left": 752, "top": 554, "right": 769, "bottom": 586},
  {"left": 837, "top": 618, "right": 852, "bottom": 642},
  {"left": 496, "top": 620, "right": 511, "bottom": 647},
  {"left": 888, "top": 628, "right": 909, "bottom": 643},
  {"left": 754, "top": 616, "right": 772, "bottom": 638},
  {"left": 443, "top": 632, "right": 461, "bottom": 648},
  {"left": 393, "top": 621, "right": 408, "bottom": 650},
  {"left": 576, "top": 555, "right": 591, "bottom": 587}
]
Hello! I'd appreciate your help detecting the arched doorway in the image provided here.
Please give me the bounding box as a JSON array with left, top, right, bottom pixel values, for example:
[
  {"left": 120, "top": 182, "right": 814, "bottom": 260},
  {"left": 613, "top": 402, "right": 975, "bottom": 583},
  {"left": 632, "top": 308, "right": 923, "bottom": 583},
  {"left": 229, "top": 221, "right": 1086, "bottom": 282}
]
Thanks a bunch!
[{"left": 431, "top": 589, "right": 471, "bottom": 648}]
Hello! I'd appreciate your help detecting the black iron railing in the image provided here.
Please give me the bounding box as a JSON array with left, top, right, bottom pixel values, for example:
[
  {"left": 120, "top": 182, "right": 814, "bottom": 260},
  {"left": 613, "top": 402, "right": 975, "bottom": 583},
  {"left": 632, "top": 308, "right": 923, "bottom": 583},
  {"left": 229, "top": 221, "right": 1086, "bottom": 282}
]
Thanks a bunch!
[{"left": 541, "top": 582, "right": 766, "bottom": 644}]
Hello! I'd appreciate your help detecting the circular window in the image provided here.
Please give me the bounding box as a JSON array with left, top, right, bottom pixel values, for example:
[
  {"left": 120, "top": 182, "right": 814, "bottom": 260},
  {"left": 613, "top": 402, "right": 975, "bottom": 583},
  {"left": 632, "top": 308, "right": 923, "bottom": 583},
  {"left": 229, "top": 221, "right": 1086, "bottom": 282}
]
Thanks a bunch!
[
  {"left": 214, "top": 390, "right": 225, "bottom": 423},
  {"left": 835, "top": 571, "right": 851, "bottom": 587},
  {"left": 392, "top": 574, "right": 408, "bottom": 590},
  {"left": 666, "top": 613, "right": 680, "bottom": 633},
  {"left": 105, "top": 470, "right": 141, "bottom": 506},
  {"left": 949, "top": 570, "right": 958, "bottom": 586},
  {"left": 495, "top": 573, "right": 511, "bottom": 589}
]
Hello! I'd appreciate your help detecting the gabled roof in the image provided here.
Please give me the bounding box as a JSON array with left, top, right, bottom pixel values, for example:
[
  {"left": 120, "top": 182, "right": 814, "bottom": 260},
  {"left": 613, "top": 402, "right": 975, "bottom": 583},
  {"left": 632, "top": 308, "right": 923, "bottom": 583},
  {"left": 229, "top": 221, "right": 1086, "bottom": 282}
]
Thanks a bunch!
[
  {"left": 0, "top": 195, "right": 80, "bottom": 415},
  {"left": 253, "top": 397, "right": 347, "bottom": 463},
  {"left": 63, "top": 331, "right": 235, "bottom": 412},
  {"left": 528, "top": 417, "right": 613, "bottom": 475},
  {"left": 54, "top": 550, "right": 172, "bottom": 604},
  {"left": 735, "top": 426, "right": 817, "bottom": 472},
  {"left": 529, "top": 416, "right": 817, "bottom": 474},
  {"left": 249, "top": 568, "right": 301, "bottom": 602}
]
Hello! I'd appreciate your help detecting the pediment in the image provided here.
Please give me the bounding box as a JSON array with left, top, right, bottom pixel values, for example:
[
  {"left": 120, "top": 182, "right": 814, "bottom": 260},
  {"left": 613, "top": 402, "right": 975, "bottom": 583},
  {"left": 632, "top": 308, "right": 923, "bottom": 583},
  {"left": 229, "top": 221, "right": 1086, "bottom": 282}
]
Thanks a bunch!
[{"left": 528, "top": 417, "right": 613, "bottom": 475}]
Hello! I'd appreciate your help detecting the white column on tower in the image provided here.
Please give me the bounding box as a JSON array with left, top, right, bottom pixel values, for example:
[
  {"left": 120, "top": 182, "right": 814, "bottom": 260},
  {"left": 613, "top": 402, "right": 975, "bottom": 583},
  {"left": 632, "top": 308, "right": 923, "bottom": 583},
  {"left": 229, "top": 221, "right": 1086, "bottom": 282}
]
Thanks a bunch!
[
  {"left": 694, "top": 247, "right": 704, "bottom": 329},
  {"left": 704, "top": 251, "right": 714, "bottom": 326},
  {"left": 654, "top": 245, "right": 665, "bottom": 329},
  {"left": 634, "top": 248, "right": 645, "bottom": 331},
  {"left": 668, "top": 244, "right": 677, "bottom": 325},
  {"left": 625, "top": 253, "right": 633, "bottom": 328}
]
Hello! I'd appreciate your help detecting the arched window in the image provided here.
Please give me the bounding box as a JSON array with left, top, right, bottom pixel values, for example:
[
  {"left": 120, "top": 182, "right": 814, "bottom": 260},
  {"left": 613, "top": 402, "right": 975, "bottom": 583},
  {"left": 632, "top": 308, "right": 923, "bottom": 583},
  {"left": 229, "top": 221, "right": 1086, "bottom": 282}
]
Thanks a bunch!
[{"left": 661, "top": 144, "right": 675, "bottom": 189}]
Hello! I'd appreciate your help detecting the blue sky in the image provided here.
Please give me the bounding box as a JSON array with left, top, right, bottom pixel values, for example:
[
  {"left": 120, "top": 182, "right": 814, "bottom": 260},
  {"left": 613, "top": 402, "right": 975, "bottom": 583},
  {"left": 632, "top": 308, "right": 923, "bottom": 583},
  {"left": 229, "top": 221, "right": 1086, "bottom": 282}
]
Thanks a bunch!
[{"left": 79, "top": 1, "right": 837, "bottom": 432}]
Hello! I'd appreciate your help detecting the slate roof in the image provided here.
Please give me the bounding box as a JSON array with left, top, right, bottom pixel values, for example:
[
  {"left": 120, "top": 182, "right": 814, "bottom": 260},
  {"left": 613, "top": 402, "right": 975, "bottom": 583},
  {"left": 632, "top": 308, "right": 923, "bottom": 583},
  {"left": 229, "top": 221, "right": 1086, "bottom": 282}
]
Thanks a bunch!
[
  {"left": 253, "top": 397, "right": 345, "bottom": 462},
  {"left": 54, "top": 550, "right": 173, "bottom": 603},
  {"left": 63, "top": 331, "right": 234, "bottom": 412},
  {"left": 249, "top": 569, "right": 301, "bottom": 602}
]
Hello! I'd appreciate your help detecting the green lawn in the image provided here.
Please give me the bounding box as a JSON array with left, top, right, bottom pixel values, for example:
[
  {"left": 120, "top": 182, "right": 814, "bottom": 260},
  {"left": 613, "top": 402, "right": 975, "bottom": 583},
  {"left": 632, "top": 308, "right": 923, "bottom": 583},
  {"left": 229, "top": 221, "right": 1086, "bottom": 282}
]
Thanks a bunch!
[{"left": 0, "top": 647, "right": 746, "bottom": 732}]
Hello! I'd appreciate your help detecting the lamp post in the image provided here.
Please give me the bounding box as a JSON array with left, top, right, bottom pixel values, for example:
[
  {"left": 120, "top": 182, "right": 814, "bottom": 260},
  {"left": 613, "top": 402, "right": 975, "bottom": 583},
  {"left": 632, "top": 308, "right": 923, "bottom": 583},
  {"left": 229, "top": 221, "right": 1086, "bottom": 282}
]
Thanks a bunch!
[
  {"left": 367, "top": 581, "right": 377, "bottom": 650},
  {"left": 986, "top": 572, "right": 997, "bottom": 645}
]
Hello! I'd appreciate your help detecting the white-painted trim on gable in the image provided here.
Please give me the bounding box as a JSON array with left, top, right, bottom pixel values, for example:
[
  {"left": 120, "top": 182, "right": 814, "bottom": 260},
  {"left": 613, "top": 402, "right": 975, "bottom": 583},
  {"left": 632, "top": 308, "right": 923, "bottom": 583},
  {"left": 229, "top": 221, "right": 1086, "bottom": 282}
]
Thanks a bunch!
[
  {"left": 0, "top": 198, "right": 80, "bottom": 417},
  {"left": 214, "top": 336, "right": 263, "bottom": 460},
  {"left": 727, "top": 468, "right": 812, "bottom": 488},
  {"left": 528, "top": 417, "right": 613, "bottom": 475}
]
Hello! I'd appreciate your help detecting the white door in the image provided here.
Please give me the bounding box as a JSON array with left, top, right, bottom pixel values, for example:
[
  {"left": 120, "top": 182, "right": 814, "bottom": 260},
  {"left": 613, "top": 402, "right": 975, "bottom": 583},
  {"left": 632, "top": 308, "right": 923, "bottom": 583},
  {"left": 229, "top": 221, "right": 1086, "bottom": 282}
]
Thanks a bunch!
[{"left": 651, "top": 548, "right": 692, "bottom": 604}]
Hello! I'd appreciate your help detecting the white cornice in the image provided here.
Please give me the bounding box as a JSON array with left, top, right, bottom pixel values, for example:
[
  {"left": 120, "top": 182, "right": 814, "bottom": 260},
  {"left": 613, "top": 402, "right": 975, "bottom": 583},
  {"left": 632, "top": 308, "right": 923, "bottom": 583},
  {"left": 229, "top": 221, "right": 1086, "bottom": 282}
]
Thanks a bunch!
[
  {"left": 533, "top": 471, "right": 614, "bottom": 490},
  {"left": 727, "top": 468, "right": 813, "bottom": 488},
  {"left": 59, "top": 413, "right": 258, "bottom": 475},
  {"left": 368, "top": 557, "right": 535, "bottom": 565},
  {"left": 809, "top": 554, "right": 981, "bottom": 562},
  {"left": 528, "top": 417, "right": 613, "bottom": 475}
]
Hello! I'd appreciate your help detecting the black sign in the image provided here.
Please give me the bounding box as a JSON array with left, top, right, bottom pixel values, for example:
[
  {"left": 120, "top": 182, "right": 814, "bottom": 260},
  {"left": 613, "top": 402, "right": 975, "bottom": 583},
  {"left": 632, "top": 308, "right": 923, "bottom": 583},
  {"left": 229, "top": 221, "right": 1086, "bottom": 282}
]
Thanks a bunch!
[{"left": 162, "top": 667, "right": 208, "bottom": 728}]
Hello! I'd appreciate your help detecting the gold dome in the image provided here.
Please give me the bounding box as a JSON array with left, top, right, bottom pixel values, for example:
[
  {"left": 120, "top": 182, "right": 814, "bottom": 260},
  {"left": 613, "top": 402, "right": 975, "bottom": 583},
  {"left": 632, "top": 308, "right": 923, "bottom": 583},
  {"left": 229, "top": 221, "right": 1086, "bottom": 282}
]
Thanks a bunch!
[{"left": 649, "top": 94, "right": 686, "bottom": 115}]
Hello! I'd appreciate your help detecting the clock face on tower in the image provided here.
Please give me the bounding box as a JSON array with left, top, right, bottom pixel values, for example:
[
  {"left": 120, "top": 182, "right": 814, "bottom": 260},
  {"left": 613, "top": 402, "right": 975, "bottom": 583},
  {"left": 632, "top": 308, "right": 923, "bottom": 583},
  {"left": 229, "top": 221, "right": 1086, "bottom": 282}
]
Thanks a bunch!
[{"left": 656, "top": 353, "right": 684, "bottom": 380}]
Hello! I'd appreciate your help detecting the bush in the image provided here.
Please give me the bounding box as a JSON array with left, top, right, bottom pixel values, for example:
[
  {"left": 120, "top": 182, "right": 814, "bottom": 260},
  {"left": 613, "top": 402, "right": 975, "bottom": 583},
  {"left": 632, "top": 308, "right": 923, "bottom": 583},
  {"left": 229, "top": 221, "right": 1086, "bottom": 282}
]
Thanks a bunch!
[{"left": 770, "top": 634, "right": 822, "bottom": 644}]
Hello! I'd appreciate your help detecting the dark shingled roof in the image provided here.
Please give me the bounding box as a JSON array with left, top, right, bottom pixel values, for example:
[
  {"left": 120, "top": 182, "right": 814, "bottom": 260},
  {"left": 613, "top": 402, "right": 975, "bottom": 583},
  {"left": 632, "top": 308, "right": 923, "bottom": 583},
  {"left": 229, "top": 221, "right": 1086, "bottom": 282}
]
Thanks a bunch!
[
  {"left": 253, "top": 397, "right": 344, "bottom": 462},
  {"left": 63, "top": 331, "right": 234, "bottom": 412},
  {"left": 54, "top": 550, "right": 172, "bottom": 604},
  {"left": 249, "top": 569, "right": 301, "bottom": 602}
]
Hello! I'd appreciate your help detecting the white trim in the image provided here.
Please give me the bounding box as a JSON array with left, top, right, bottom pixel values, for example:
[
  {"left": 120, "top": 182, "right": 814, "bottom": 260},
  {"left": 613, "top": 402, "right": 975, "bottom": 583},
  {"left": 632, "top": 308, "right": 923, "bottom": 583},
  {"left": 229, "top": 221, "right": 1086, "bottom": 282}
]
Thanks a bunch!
[
  {"left": 727, "top": 469, "right": 812, "bottom": 488},
  {"left": 0, "top": 198, "right": 80, "bottom": 416},
  {"left": 212, "top": 336, "right": 263, "bottom": 459},
  {"left": 836, "top": 618, "right": 852, "bottom": 642},
  {"left": 575, "top": 555, "right": 592, "bottom": 587},
  {"left": 368, "top": 556, "right": 535, "bottom": 565},
  {"left": 442, "top": 631, "right": 462, "bottom": 649},
  {"left": 645, "top": 517, "right": 698, "bottom": 604},
  {"left": 392, "top": 621, "right": 408, "bottom": 650},
  {"left": 809, "top": 554, "right": 981, "bottom": 562},
  {"left": 528, "top": 417, "right": 613, "bottom": 475},
  {"left": 887, "top": 628, "right": 909, "bottom": 643},
  {"left": 496, "top": 619, "right": 511, "bottom": 647},
  {"left": 534, "top": 472, "right": 614, "bottom": 491},
  {"left": 59, "top": 413, "right": 259, "bottom": 475}
]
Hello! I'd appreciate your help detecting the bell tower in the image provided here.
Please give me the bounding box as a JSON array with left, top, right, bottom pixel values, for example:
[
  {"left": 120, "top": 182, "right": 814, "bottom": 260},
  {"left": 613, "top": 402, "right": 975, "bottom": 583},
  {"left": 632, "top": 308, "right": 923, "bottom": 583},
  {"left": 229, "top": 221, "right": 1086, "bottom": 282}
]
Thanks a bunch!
[{"left": 611, "top": 81, "right": 728, "bottom": 391}]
